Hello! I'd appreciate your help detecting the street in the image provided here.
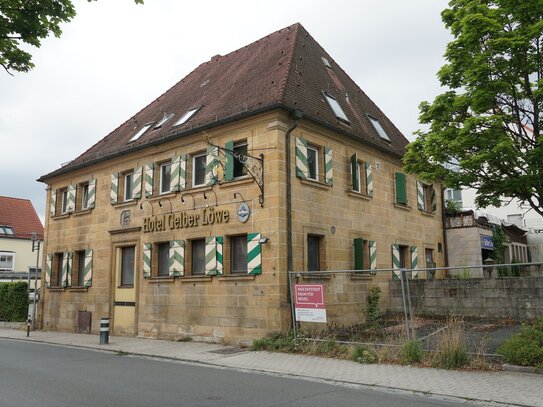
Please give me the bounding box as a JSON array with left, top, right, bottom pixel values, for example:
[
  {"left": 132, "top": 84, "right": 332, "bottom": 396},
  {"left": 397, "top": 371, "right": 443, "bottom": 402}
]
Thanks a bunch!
[{"left": 0, "top": 339, "right": 476, "bottom": 407}]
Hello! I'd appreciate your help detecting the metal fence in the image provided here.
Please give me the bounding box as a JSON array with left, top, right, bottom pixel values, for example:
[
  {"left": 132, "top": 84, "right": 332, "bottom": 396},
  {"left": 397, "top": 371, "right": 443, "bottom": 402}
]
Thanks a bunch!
[{"left": 287, "top": 262, "right": 543, "bottom": 353}]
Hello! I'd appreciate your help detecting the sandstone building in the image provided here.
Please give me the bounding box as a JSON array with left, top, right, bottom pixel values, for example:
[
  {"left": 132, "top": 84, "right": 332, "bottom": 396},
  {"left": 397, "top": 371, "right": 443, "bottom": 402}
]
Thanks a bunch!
[{"left": 38, "top": 24, "right": 445, "bottom": 343}]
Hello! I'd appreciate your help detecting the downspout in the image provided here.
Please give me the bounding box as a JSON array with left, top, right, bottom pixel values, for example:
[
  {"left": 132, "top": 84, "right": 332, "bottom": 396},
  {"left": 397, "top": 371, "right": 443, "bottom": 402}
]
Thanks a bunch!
[{"left": 441, "top": 187, "right": 449, "bottom": 268}]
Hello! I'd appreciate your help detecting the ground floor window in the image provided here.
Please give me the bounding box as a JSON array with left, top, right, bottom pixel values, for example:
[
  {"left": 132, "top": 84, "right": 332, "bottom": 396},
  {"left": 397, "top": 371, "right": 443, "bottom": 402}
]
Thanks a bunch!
[
  {"left": 191, "top": 239, "right": 206, "bottom": 275},
  {"left": 230, "top": 235, "right": 247, "bottom": 274},
  {"left": 0, "top": 252, "right": 14, "bottom": 272},
  {"left": 157, "top": 242, "right": 170, "bottom": 276},
  {"left": 120, "top": 246, "right": 135, "bottom": 286},
  {"left": 307, "top": 235, "right": 323, "bottom": 271},
  {"left": 76, "top": 250, "right": 86, "bottom": 286}
]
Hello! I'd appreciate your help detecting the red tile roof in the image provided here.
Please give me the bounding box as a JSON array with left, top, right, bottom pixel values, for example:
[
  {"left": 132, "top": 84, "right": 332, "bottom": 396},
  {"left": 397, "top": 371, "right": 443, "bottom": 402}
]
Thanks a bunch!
[
  {"left": 39, "top": 23, "right": 409, "bottom": 182},
  {"left": 0, "top": 196, "right": 44, "bottom": 240}
]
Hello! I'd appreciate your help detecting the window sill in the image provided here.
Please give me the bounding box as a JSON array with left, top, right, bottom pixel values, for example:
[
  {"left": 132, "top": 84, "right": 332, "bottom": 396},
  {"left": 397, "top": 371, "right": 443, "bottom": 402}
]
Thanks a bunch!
[
  {"left": 48, "top": 287, "right": 65, "bottom": 292},
  {"left": 72, "top": 209, "right": 93, "bottom": 217},
  {"left": 147, "top": 276, "right": 175, "bottom": 283},
  {"left": 220, "top": 176, "right": 253, "bottom": 188},
  {"left": 112, "top": 200, "right": 139, "bottom": 209},
  {"left": 68, "top": 286, "right": 89, "bottom": 292},
  {"left": 51, "top": 213, "right": 70, "bottom": 220},
  {"left": 419, "top": 209, "right": 436, "bottom": 217},
  {"left": 218, "top": 274, "right": 256, "bottom": 282},
  {"left": 180, "top": 276, "right": 213, "bottom": 283},
  {"left": 393, "top": 203, "right": 411, "bottom": 211},
  {"left": 350, "top": 273, "right": 375, "bottom": 280},
  {"left": 300, "top": 273, "right": 332, "bottom": 281},
  {"left": 346, "top": 191, "right": 372, "bottom": 201},
  {"left": 300, "top": 179, "right": 331, "bottom": 191},
  {"left": 117, "top": 284, "right": 134, "bottom": 289},
  {"left": 147, "top": 192, "right": 177, "bottom": 202}
]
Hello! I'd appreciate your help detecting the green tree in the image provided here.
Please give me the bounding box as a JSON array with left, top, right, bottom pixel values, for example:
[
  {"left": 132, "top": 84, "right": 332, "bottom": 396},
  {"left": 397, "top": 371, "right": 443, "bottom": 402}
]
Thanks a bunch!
[
  {"left": 0, "top": 0, "right": 142, "bottom": 74},
  {"left": 404, "top": 0, "right": 543, "bottom": 217}
]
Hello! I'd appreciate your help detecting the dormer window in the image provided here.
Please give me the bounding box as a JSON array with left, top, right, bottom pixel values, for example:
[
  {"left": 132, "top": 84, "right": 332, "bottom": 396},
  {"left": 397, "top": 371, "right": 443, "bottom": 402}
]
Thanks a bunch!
[
  {"left": 367, "top": 115, "right": 391, "bottom": 142},
  {"left": 129, "top": 123, "right": 153, "bottom": 142},
  {"left": 173, "top": 108, "right": 199, "bottom": 127},
  {"left": 154, "top": 113, "right": 174, "bottom": 130},
  {"left": 324, "top": 93, "right": 349, "bottom": 124}
]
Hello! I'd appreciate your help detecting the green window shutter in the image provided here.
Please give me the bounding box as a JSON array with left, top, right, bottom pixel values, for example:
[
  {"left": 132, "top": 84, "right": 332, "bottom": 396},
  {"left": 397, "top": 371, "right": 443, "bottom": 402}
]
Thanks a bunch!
[
  {"left": 366, "top": 163, "right": 373, "bottom": 196},
  {"left": 247, "top": 233, "right": 262, "bottom": 275},
  {"left": 170, "top": 156, "right": 180, "bottom": 192},
  {"left": 205, "top": 146, "right": 219, "bottom": 186},
  {"left": 87, "top": 179, "right": 96, "bottom": 209},
  {"left": 132, "top": 167, "right": 143, "bottom": 199},
  {"left": 169, "top": 240, "right": 185, "bottom": 277},
  {"left": 392, "top": 244, "right": 401, "bottom": 279},
  {"left": 225, "top": 140, "right": 234, "bottom": 182},
  {"left": 324, "top": 146, "right": 333, "bottom": 185},
  {"left": 216, "top": 236, "right": 224, "bottom": 275},
  {"left": 351, "top": 153, "right": 359, "bottom": 192},
  {"left": 45, "top": 254, "right": 53, "bottom": 288},
  {"left": 83, "top": 249, "right": 93, "bottom": 287},
  {"left": 144, "top": 163, "right": 154, "bottom": 197},
  {"left": 179, "top": 154, "right": 187, "bottom": 191},
  {"left": 110, "top": 173, "right": 119, "bottom": 204},
  {"left": 205, "top": 236, "right": 223, "bottom": 275},
  {"left": 295, "top": 137, "right": 308, "bottom": 179},
  {"left": 395, "top": 172, "right": 408, "bottom": 205},
  {"left": 50, "top": 190, "right": 57, "bottom": 217},
  {"left": 62, "top": 252, "right": 72, "bottom": 287},
  {"left": 416, "top": 180, "right": 424, "bottom": 210},
  {"left": 143, "top": 243, "right": 152, "bottom": 279},
  {"left": 67, "top": 185, "right": 76, "bottom": 213},
  {"left": 411, "top": 246, "right": 419, "bottom": 278},
  {"left": 369, "top": 240, "right": 377, "bottom": 273},
  {"left": 353, "top": 238, "right": 364, "bottom": 271},
  {"left": 431, "top": 185, "right": 437, "bottom": 212}
]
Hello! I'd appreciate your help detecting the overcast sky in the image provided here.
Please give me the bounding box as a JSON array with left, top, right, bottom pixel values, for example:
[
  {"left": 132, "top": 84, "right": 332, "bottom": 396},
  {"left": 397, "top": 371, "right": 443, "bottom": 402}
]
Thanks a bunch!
[{"left": 1, "top": 0, "right": 464, "bottom": 223}]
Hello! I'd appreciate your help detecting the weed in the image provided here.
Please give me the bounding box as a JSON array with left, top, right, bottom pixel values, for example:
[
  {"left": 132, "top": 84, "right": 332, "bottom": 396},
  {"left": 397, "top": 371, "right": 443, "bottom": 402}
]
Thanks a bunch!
[
  {"left": 401, "top": 340, "right": 423, "bottom": 365},
  {"left": 351, "top": 344, "right": 378, "bottom": 364},
  {"left": 367, "top": 287, "right": 381, "bottom": 327},
  {"left": 432, "top": 316, "right": 470, "bottom": 369},
  {"left": 176, "top": 336, "right": 193, "bottom": 342}
]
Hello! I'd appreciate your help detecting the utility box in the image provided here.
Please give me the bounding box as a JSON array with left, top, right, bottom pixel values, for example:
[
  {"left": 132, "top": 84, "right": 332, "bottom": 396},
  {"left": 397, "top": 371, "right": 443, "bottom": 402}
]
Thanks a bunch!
[{"left": 77, "top": 311, "right": 92, "bottom": 334}]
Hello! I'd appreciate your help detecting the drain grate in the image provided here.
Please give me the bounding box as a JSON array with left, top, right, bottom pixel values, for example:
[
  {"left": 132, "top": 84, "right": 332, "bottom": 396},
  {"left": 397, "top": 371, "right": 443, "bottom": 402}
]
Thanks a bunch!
[{"left": 209, "top": 347, "right": 246, "bottom": 355}]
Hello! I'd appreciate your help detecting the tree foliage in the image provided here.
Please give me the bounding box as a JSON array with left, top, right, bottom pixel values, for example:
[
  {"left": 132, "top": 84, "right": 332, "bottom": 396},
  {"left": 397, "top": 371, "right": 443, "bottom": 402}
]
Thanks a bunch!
[
  {"left": 0, "top": 0, "right": 142, "bottom": 74},
  {"left": 404, "top": 0, "right": 543, "bottom": 217}
]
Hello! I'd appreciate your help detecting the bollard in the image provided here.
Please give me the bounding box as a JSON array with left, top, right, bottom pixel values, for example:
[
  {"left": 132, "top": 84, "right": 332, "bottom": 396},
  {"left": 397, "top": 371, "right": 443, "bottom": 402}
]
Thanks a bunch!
[
  {"left": 99, "top": 317, "right": 110, "bottom": 345},
  {"left": 26, "top": 315, "right": 31, "bottom": 337}
]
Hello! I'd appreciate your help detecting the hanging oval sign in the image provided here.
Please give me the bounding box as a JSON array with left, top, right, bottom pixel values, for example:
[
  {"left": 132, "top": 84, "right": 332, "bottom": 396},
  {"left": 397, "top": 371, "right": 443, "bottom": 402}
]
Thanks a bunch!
[{"left": 237, "top": 202, "right": 250, "bottom": 223}]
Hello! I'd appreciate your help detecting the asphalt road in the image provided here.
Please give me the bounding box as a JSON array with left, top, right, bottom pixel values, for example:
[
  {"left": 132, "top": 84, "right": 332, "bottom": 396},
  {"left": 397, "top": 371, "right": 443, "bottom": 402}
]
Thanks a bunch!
[{"left": 0, "top": 339, "right": 474, "bottom": 407}]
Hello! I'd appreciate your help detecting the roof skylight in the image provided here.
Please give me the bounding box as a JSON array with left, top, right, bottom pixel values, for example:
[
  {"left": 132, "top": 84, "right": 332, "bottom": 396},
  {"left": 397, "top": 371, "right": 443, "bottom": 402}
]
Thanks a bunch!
[
  {"left": 321, "top": 56, "right": 331, "bottom": 68},
  {"left": 367, "top": 115, "right": 391, "bottom": 141},
  {"left": 129, "top": 123, "right": 153, "bottom": 142},
  {"left": 0, "top": 226, "right": 13, "bottom": 235},
  {"left": 324, "top": 93, "right": 349, "bottom": 123},
  {"left": 154, "top": 113, "right": 174, "bottom": 130},
  {"left": 173, "top": 108, "right": 199, "bottom": 127}
]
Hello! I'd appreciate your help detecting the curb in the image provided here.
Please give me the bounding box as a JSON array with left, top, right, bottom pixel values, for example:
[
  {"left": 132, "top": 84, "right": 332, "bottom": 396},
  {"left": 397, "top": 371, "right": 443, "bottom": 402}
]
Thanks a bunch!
[{"left": 502, "top": 364, "right": 543, "bottom": 375}]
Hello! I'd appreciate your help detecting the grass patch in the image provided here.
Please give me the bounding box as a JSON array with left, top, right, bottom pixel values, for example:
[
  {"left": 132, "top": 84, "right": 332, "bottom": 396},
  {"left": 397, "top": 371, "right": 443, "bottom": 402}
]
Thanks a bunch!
[
  {"left": 401, "top": 340, "right": 423, "bottom": 365},
  {"left": 431, "top": 316, "right": 470, "bottom": 369},
  {"left": 351, "top": 344, "right": 378, "bottom": 364}
]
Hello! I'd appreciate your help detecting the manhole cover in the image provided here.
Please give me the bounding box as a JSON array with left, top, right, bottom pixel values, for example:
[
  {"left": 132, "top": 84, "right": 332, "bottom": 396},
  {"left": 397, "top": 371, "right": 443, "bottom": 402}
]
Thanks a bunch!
[{"left": 209, "top": 347, "right": 246, "bottom": 355}]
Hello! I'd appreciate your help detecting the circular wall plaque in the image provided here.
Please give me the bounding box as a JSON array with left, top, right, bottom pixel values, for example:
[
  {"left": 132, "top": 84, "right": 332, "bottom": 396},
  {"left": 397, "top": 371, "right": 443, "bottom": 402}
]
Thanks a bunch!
[{"left": 237, "top": 202, "right": 250, "bottom": 223}]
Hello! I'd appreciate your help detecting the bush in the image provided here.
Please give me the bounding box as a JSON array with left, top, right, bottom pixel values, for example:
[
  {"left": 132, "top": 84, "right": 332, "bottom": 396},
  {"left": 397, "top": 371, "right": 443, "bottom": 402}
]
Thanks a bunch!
[
  {"left": 401, "top": 340, "right": 423, "bottom": 365},
  {"left": 351, "top": 344, "right": 378, "bottom": 364},
  {"left": 0, "top": 282, "right": 28, "bottom": 322},
  {"left": 498, "top": 319, "right": 543, "bottom": 368}
]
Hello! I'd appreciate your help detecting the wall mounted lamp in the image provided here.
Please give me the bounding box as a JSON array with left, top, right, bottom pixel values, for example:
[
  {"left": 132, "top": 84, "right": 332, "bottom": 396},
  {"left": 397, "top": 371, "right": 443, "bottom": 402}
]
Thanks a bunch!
[
  {"left": 180, "top": 193, "right": 195, "bottom": 210},
  {"left": 158, "top": 198, "right": 173, "bottom": 213},
  {"left": 203, "top": 190, "right": 218, "bottom": 207},
  {"left": 139, "top": 200, "right": 154, "bottom": 215},
  {"left": 259, "top": 236, "right": 269, "bottom": 244},
  {"left": 233, "top": 192, "right": 246, "bottom": 202}
]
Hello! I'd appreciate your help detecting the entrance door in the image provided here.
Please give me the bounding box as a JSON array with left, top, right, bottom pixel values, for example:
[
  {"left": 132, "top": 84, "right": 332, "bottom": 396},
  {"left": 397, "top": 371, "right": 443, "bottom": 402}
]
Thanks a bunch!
[{"left": 113, "top": 245, "right": 137, "bottom": 335}]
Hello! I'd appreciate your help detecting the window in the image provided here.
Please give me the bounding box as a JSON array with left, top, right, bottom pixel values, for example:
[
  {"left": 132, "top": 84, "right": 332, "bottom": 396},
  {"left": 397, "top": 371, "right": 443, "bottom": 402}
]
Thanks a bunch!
[
  {"left": 75, "top": 250, "right": 86, "bottom": 286},
  {"left": 192, "top": 153, "right": 206, "bottom": 187},
  {"left": 417, "top": 181, "right": 436, "bottom": 212},
  {"left": 124, "top": 172, "right": 134, "bottom": 201},
  {"left": 154, "top": 113, "right": 174, "bottom": 130},
  {"left": 0, "top": 226, "right": 13, "bottom": 236},
  {"left": 54, "top": 252, "right": 64, "bottom": 287},
  {"left": 160, "top": 162, "right": 172, "bottom": 194},
  {"left": 120, "top": 246, "right": 135, "bottom": 286},
  {"left": 191, "top": 239, "right": 205, "bottom": 275},
  {"left": 80, "top": 183, "right": 90, "bottom": 210},
  {"left": 158, "top": 242, "right": 170, "bottom": 276},
  {"left": 60, "top": 189, "right": 69, "bottom": 214},
  {"left": 425, "top": 248, "right": 435, "bottom": 268},
  {"left": 0, "top": 252, "right": 14, "bottom": 272},
  {"left": 173, "top": 108, "right": 199, "bottom": 127},
  {"left": 307, "top": 145, "right": 318, "bottom": 181},
  {"left": 129, "top": 123, "right": 153, "bottom": 142},
  {"left": 350, "top": 154, "right": 368, "bottom": 194},
  {"left": 307, "top": 235, "right": 322, "bottom": 271},
  {"left": 231, "top": 235, "right": 247, "bottom": 274},
  {"left": 324, "top": 93, "right": 349, "bottom": 123},
  {"left": 367, "top": 115, "right": 390, "bottom": 141},
  {"left": 233, "top": 142, "right": 248, "bottom": 178}
]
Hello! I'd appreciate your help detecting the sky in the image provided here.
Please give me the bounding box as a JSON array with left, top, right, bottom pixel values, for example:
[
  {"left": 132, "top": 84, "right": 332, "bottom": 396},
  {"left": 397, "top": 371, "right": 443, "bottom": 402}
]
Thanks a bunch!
[{"left": 2, "top": 0, "right": 537, "bottom": 226}]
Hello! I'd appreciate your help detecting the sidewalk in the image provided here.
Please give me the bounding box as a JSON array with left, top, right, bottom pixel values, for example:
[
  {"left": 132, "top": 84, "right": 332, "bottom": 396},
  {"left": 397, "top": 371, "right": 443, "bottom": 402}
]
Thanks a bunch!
[{"left": 1, "top": 328, "right": 542, "bottom": 406}]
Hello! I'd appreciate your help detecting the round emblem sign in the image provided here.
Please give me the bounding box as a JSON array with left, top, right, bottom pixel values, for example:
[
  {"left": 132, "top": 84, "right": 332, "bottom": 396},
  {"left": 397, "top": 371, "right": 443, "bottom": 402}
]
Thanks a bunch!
[{"left": 237, "top": 202, "right": 250, "bottom": 223}]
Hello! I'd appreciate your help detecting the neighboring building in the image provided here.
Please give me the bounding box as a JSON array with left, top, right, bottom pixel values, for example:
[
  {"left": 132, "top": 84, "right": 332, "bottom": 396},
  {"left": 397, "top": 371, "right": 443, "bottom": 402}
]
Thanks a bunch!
[
  {"left": 0, "top": 196, "right": 44, "bottom": 291},
  {"left": 38, "top": 24, "right": 445, "bottom": 343}
]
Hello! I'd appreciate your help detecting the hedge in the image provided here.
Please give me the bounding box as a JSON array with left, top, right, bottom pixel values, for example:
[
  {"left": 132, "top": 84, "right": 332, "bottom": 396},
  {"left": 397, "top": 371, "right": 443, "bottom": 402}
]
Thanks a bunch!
[{"left": 0, "top": 282, "right": 29, "bottom": 322}]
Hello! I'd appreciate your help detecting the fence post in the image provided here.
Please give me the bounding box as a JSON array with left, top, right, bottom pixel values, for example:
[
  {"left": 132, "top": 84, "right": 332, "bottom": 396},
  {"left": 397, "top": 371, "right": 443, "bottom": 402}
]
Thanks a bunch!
[
  {"left": 288, "top": 271, "right": 297, "bottom": 339},
  {"left": 399, "top": 269, "right": 410, "bottom": 339}
]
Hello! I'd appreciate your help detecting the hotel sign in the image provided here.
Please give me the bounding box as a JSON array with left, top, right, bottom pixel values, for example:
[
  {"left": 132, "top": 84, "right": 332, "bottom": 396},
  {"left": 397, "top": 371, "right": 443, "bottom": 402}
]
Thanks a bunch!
[{"left": 143, "top": 207, "right": 230, "bottom": 233}]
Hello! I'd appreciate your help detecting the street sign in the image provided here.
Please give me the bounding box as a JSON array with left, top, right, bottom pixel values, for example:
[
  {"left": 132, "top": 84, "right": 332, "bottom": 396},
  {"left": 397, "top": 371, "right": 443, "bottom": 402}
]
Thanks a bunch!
[{"left": 294, "top": 284, "right": 327, "bottom": 323}]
